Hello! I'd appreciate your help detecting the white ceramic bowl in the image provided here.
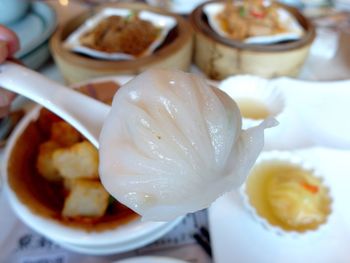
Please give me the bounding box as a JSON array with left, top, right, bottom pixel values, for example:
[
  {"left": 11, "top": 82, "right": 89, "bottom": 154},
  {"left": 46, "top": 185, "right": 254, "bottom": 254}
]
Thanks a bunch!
[
  {"left": 240, "top": 151, "right": 333, "bottom": 237},
  {"left": 2, "top": 76, "right": 182, "bottom": 254},
  {"left": 115, "top": 256, "right": 187, "bottom": 263},
  {"left": 219, "top": 75, "right": 285, "bottom": 129}
]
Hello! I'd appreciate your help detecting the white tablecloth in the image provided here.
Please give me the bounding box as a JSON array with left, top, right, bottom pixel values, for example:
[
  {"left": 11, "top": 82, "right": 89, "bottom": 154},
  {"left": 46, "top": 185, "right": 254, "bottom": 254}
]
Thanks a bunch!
[{"left": 1, "top": 4, "right": 350, "bottom": 262}]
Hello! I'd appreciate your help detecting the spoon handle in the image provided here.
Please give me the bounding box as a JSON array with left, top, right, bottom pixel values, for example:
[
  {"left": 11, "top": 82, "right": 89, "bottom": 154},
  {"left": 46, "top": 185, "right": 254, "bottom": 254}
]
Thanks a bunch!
[{"left": 0, "top": 61, "right": 110, "bottom": 148}]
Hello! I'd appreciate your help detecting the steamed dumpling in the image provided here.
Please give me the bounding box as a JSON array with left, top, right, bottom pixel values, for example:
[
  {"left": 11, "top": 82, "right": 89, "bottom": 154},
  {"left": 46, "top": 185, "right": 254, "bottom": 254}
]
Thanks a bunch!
[{"left": 99, "top": 69, "right": 275, "bottom": 221}]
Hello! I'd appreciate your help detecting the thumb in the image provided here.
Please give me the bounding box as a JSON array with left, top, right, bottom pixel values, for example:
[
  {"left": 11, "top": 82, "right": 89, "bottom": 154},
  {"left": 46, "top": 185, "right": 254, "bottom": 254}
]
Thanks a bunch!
[
  {"left": 0, "top": 41, "right": 9, "bottom": 64},
  {"left": 0, "top": 26, "right": 20, "bottom": 57}
]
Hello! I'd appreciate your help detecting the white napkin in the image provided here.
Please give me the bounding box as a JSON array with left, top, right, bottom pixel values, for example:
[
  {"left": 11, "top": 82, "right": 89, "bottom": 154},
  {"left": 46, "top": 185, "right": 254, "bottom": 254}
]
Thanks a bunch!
[{"left": 273, "top": 78, "right": 350, "bottom": 149}]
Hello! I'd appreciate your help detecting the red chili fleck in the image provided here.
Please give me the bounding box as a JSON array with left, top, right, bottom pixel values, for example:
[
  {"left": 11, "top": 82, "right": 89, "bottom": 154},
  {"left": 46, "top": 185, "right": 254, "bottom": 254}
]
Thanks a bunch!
[
  {"left": 301, "top": 182, "right": 319, "bottom": 194},
  {"left": 251, "top": 10, "right": 265, "bottom": 19}
]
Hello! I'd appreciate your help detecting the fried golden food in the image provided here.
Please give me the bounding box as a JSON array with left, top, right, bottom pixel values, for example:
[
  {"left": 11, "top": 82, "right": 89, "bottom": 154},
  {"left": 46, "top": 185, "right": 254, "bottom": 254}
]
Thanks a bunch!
[
  {"left": 51, "top": 121, "right": 81, "bottom": 147},
  {"left": 52, "top": 141, "right": 99, "bottom": 179},
  {"left": 36, "top": 140, "right": 61, "bottom": 182},
  {"left": 63, "top": 179, "right": 109, "bottom": 218},
  {"left": 32, "top": 98, "right": 137, "bottom": 224},
  {"left": 79, "top": 15, "right": 159, "bottom": 56}
]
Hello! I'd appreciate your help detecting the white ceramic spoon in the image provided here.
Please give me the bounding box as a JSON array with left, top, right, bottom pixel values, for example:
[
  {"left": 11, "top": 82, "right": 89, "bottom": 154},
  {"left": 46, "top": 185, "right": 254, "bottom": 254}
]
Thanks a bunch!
[{"left": 0, "top": 61, "right": 111, "bottom": 148}]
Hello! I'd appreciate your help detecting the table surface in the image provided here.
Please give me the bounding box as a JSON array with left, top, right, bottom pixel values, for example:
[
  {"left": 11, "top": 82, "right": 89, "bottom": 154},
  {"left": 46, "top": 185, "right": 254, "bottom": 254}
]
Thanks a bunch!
[{"left": 1, "top": 1, "right": 350, "bottom": 262}]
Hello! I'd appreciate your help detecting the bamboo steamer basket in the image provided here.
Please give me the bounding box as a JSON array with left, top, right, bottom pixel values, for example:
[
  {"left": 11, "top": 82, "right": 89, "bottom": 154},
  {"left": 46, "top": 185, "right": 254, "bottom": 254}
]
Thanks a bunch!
[
  {"left": 50, "top": 3, "right": 193, "bottom": 84},
  {"left": 190, "top": 1, "right": 316, "bottom": 80}
]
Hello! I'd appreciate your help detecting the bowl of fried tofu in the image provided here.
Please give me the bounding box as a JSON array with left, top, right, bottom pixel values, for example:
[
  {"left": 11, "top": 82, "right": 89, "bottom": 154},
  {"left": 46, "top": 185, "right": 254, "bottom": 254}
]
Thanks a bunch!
[{"left": 1, "top": 77, "right": 183, "bottom": 255}]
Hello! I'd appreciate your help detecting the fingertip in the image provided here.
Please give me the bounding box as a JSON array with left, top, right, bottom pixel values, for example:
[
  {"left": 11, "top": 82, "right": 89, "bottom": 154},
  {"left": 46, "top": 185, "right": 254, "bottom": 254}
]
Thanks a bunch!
[
  {"left": 0, "top": 41, "right": 8, "bottom": 63},
  {"left": 0, "top": 26, "right": 20, "bottom": 56}
]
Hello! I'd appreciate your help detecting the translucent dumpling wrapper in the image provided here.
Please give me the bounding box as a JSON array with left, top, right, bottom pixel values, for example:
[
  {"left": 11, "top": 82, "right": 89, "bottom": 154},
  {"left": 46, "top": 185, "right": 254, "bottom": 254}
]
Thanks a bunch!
[{"left": 99, "top": 69, "right": 276, "bottom": 221}]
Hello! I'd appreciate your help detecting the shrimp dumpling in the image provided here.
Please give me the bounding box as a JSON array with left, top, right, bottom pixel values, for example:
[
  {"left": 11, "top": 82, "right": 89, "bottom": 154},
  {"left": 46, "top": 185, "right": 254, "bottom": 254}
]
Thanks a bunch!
[{"left": 99, "top": 69, "right": 274, "bottom": 221}]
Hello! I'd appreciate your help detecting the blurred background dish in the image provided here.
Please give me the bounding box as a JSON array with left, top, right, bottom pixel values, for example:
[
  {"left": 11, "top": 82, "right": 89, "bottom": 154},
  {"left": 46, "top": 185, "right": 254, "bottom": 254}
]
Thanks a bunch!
[
  {"left": 63, "top": 8, "right": 177, "bottom": 60},
  {"left": 0, "top": 0, "right": 29, "bottom": 25},
  {"left": 190, "top": 0, "right": 315, "bottom": 80},
  {"left": 145, "top": 0, "right": 207, "bottom": 14},
  {"left": 333, "top": 0, "right": 350, "bottom": 10},
  {"left": 8, "top": 2, "right": 56, "bottom": 69},
  {"left": 203, "top": 2, "right": 304, "bottom": 45},
  {"left": 50, "top": 3, "right": 193, "bottom": 84},
  {"left": 46, "top": 0, "right": 88, "bottom": 25},
  {"left": 19, "top": 39, "right": 53, "bottom": 71}
]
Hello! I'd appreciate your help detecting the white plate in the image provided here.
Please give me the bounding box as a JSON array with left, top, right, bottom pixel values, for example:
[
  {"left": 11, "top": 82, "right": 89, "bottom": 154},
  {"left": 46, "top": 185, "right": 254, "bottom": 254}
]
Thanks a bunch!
[
  {"left": 0, "top": 190, "right": 17, "bottom": 247},
  {"left": 9, "top": 2, "right": 56, "bottom": 58},
  {"left": 55, "top": 217, "right": 183, "bottom": 255},
  {"left": 64, "top": 8, "right": 176, "bottom": 60},
  {"left": 334, "top": 0, "right": 350, "bottom": 10},
  {"left": 269, "top": 77, "right": 350, "bottom": 149},
  {"left": 209, "top": 148, "right": 350, "bottom": 263},
  {"left": 203, "top": 2, "right": 304, "bottom": 45}
]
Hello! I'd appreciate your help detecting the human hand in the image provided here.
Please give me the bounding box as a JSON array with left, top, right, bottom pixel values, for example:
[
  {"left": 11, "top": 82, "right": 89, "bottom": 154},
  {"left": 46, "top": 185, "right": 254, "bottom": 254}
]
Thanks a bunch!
[{"left": 0, "top": 26, "right": 20, "bottom": 118}]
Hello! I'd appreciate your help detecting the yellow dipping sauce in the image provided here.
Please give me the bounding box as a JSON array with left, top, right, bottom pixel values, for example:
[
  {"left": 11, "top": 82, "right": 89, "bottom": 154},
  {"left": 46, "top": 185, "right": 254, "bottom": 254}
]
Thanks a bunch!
[
  {"left": 236, "top": 98, "right": 270, "bottom": 120},
  {"left": 246, "top": 161, "right": 331, "bottom": 232}
]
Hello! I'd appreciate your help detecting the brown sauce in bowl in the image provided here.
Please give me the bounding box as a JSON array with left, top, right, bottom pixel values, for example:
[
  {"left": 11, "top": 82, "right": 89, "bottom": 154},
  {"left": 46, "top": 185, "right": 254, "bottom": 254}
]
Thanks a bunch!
[{"left": 7, "top": 81, "right": 139, "bottom": 232}]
